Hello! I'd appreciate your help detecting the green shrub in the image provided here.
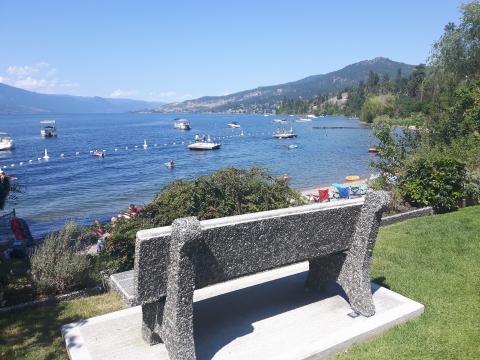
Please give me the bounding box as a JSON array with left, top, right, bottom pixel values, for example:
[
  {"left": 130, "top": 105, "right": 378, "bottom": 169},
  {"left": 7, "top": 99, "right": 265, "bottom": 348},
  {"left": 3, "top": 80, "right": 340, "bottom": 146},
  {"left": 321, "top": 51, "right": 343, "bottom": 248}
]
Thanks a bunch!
[
  {"left": 102, "top": 167, "right": 304, "bottom": 272},
  {"left": 464, "top": 170, "right": 480, "bottom": 205},
  {"left": 399, "top": 154, "right": 466, "bottom": 213},
  {"left": 31, "top": 223, "right": 93, "bottom": 294}
]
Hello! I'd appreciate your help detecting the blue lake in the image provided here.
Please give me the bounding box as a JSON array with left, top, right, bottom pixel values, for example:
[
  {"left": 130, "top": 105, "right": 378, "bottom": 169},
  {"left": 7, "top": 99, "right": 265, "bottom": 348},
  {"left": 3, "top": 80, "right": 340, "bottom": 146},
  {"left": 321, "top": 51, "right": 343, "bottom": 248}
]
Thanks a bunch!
[{"left": 0, "top": 113, "right": 376, "bottom": 236}]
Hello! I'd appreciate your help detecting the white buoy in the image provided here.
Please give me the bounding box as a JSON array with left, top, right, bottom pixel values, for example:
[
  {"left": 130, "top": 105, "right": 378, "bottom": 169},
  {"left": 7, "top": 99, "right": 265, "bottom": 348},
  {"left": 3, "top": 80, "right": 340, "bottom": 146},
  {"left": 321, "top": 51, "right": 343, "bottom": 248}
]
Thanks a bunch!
[
  {"left": 114, "top": 148, "right": 118, "bottom": 152},
  {"left": 10, "top": 164, "right": 15, "bottom": 167},
  {"left": 154, "top": 144, "right": 157, "bottom": 147},
  {"left": 125, "top": 146, "right": 129, "bottom": 150},
  {"left": 135, "top": 145, "right": 138, "bottom": 149},
  {"left": 90, "top": 150, "right": 94, "bottom": 154},
  {"left": 60, "top": 153, "right": 64, "bottom": 158},
  {"left": 19, "top": 162, "right": 24, "bottom": 166},
  {"left": 164, "top": 144, "right": 167, "bottom": 146},
  {"left": 37, "top": 158, "right": 41, "bottom": 161},
  {"left": 43, "top": 148, "right": 50, "bottom": 160},
  {"left": 75, "top": 151, "right": 80, "bottom": 156},
  {"left": 29, "top": 160, "right": 33, "bottom": 163},
  {"left": 143, "top": 139, "right": 148, "bottom": 149},
  {"left": 241, "top": 131, "right": 244, "bottom": 136}
]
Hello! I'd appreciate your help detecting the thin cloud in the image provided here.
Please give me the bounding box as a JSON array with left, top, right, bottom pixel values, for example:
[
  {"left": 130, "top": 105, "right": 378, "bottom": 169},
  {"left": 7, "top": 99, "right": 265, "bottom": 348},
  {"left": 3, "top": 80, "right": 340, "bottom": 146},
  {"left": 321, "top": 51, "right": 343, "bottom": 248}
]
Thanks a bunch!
[
  {"left": 109, "top": 89, "right": 139, "bottom": 98},
  {"left": 1, "top": 62, "right": 78, "bottom": 93}
]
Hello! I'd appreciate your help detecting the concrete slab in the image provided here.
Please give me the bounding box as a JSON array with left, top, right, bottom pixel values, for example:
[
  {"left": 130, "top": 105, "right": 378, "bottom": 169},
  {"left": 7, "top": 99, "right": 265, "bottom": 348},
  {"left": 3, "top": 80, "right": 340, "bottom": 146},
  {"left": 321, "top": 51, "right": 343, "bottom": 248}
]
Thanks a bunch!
[{"left": 63, "top": 262, "right": 424, "bottom": 360}]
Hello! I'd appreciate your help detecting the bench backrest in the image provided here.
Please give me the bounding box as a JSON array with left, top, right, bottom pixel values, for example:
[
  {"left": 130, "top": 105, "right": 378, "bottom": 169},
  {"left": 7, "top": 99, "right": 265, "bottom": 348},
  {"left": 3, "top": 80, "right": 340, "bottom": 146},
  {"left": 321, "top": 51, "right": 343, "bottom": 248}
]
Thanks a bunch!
[{"left": 134, "top": 193, "right": 391, "bottom": 305}]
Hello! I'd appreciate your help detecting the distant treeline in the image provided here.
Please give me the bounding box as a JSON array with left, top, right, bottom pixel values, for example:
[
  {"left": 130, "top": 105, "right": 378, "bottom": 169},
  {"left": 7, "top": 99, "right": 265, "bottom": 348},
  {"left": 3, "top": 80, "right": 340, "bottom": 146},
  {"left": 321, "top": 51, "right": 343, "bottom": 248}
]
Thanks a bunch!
[{"left": 277, "top": 65, "right": 428, "bottom": 124}]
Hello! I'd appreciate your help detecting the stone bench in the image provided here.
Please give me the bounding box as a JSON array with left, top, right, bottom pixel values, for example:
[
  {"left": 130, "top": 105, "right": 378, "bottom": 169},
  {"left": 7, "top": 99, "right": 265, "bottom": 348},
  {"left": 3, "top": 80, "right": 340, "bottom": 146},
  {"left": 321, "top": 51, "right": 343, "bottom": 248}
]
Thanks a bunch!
[{"left": 134, "top": 191, "right": 390, "bottom": 360}]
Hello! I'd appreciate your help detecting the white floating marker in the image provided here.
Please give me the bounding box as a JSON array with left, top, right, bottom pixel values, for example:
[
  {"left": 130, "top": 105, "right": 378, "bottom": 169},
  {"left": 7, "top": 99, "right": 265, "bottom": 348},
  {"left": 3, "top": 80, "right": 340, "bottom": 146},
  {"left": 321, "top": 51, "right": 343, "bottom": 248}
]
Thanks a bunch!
[
  {"left": 10, "top": 164, "right": 15, "bottom": 167},
  {"left": 125, "top": 146, "right": 129, "bottom": 150},
  {"left": 114, "top": 148, "right": 118, "bottom": 152},
  {"left": 143, "top": 139, "right": 148, "bottom": 149},
  {"left": 60, "top": 153, "right": 64, "bottom": 158},
  {"left": 19, "top": 162, "right": 24, "bottom": 166},
  {"left": 37, "top": 158, "right": 41, "bottom": 161},
  {"left": 75, "top": 151, "right": 80, "bottom": 156},
  {"left": 29, "top": 160, "right": 33, "bottom": 163},
  {"left": 43, "top": 148, "right": 50, "bottom": 160},
  {"left": 90, "top": 150, "right": 94, "bottom": 154}
]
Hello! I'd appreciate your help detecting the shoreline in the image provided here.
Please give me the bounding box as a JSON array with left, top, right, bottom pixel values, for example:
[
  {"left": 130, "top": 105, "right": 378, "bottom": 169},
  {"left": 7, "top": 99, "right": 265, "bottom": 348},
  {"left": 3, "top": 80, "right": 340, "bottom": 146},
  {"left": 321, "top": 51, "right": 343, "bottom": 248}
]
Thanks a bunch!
[{"left": 296, "top": 177, "right": 369, "bottom": 198}]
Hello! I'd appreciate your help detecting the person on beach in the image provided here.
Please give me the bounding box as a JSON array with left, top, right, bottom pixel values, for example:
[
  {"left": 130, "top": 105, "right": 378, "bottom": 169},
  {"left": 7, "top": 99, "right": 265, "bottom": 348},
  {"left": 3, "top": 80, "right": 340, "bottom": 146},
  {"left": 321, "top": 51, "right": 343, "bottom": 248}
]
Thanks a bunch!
[
  {"left": 118, "top": 204, "right": 141, "bottom": 220},
  {"left": 92, "top": 219, "right": 109, "bottom": 253}
]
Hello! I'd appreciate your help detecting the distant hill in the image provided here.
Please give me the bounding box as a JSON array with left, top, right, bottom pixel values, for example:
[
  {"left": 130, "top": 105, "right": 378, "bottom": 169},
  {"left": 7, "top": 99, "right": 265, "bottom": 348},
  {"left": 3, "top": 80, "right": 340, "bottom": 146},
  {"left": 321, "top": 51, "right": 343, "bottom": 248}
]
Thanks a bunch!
[
  {"left": 0, "top": 83, "right": 163, "bottom": 114},
  {"left": 156, "top": 57, "right": 415, "bottom": 113}
]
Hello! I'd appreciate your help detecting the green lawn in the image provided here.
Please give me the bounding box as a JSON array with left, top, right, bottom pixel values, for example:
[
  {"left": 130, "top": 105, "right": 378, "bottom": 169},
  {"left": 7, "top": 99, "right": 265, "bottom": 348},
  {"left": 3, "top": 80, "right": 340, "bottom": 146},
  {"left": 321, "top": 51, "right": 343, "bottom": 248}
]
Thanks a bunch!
[
  {"left": 339, "top": 205, "right": 480, "bottom": 359},
  {"left": 0, "top": 292, "right": 125, "bottom": 360},
  {"left": 0, "top": 206, "right": 479, "bottom": 359}
]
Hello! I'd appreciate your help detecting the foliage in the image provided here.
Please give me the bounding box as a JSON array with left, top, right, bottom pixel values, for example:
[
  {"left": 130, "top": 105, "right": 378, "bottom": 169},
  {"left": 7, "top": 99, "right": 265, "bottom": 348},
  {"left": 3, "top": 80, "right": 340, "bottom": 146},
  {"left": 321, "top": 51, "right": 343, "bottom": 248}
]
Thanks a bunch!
[
  {"left": 31, "top": 223, "right": 94, "bottom": 294},
  {"left": 100, "top": 167, "right": 305, "bottom": 273},
  {"left": 398, "top": 153, "right": 466, "bottom": 213},
  {"left": 360, "top": 95, "right": 394, "bottom": 123},
  {"left": 464, "top": 170, "right": 480, "bottom": 204}
]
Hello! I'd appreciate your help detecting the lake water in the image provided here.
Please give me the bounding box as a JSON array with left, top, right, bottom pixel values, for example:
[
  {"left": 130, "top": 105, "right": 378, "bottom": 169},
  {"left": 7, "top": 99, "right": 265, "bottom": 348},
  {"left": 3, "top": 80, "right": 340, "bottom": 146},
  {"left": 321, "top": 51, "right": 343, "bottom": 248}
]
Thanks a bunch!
[{"left": 0, "top": 113, "right": 375, "bottom": 236}]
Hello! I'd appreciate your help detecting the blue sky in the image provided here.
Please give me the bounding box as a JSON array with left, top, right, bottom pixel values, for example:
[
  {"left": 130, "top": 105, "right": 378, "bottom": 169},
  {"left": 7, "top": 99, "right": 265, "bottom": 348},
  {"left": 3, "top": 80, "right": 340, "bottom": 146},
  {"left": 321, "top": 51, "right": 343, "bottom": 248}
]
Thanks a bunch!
[{"left": 0, "top": 0, "right": 461, "bottom": 102}]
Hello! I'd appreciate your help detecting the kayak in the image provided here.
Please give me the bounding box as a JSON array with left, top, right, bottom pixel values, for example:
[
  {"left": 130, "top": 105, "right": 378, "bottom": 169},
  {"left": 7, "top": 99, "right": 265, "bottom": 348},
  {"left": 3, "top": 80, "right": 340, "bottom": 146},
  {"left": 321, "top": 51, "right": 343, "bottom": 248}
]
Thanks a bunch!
[{"left": 345, "top": 175, "right": 360, "bottom": 182}]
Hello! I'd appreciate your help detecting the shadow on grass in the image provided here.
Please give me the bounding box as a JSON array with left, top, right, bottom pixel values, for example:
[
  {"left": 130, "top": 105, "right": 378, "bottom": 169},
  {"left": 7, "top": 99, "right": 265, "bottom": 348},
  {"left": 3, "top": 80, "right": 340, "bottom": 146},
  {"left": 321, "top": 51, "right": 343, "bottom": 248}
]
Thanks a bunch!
[
  {"left": 372, "top": 276, "right": 390, "bottom": 289},
  {"left": 0, "top": 300, "right": 82, "bottom": 359}
]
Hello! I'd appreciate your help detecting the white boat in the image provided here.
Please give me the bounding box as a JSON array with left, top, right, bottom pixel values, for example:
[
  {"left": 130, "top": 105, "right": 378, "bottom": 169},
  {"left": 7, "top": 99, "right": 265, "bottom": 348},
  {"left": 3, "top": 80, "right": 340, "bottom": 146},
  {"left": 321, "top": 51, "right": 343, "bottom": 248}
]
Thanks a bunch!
[
  {"left": 40, "top": 120, "right": 57, "bottom": 138},
  {"left": 273, "top": 127, "right": 297, "bottom": 139},
  {"left": 295, "top": 118, "right": 312, "bottom": 123},
  {"left": 0, "top": 133, "right": 14, "bottom": 151},
  {"left": 227, "top": 121, "right": 241, "bottom": 128},
  {"left": 174, "top": 118, "right": 191, "bottom": 130},
  {"left": 272, "top": 119, "right": 288, "bottom": 124},
  {"left": 188, "top": 135, "right": 221, "bottom": 150},
  {"left": 307, "top": 114, "right": 317, "bottom": 119}
]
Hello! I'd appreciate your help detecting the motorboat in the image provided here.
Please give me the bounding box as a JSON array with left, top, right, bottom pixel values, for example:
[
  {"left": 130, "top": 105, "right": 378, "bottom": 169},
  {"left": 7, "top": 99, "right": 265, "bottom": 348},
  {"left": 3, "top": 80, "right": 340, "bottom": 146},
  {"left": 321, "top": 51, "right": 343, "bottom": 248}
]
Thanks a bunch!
[
  {"left": 295, "top": 118, "right": 312, "bottom": 123},
  {"left": 165, "top": 160, "right": 175, "bottom": 168},
  {"left": 0, "top": 133, "right": 14, "bottom": 151},
  {"left": 188, "top": 135, "right": 221, "bottom": 150},
  {"left": 40, "top": 120, "right": 57, "bottom": 138},
  {"left": 227, "top": 121, "right": 241, "bottom": 128},
  {"left": 273, "top": 127, "right": 297, "bottom": 139},
  {"left": 272, "top": 119, "right": 288, "bottom": 124},
  {"left": 307, "top": 114, "right": 317, "bottom": 119},
  {"left": 174, "top": 118, "right": 191, "bottom": 130}
]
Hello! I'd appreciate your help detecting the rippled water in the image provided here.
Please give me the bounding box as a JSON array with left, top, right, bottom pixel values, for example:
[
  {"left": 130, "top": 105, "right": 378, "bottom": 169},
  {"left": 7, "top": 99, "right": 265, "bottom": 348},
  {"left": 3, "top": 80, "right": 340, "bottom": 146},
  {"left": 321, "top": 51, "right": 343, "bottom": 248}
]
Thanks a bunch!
[{"left": 0, "top": 113, "right": 375, "bottom": 236}]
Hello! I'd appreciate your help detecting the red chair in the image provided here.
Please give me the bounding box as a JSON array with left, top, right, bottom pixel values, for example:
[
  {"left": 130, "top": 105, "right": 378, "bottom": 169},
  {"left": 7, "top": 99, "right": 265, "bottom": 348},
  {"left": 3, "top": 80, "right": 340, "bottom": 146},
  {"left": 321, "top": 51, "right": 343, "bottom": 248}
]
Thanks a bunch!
[{"left": 318, "top": 188, "right": 330, "bottom": 202}]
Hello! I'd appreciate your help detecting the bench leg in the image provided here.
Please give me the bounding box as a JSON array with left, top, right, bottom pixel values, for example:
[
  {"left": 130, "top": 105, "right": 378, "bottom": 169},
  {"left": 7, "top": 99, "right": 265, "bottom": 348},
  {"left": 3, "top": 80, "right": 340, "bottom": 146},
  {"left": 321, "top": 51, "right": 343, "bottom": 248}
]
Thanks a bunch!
[
  {"left": 141, "top": 299, "right": 165, "bottom": 345},
  {"left": 306, "top": 191, "right": 390, "bottom": 317},
  {"left": 161, "top": 217, "right": 201, "bottom": 360}
]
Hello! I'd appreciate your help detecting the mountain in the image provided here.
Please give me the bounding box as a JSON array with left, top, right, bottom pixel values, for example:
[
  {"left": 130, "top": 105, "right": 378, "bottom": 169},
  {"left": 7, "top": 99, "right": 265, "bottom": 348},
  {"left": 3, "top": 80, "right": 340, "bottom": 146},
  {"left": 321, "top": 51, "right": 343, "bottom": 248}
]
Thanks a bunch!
[
  {"left": 0, "top": 83, "right": 163, "bottom": 114},
  {"left": 156, "top": 57, "right": 415, "bottom": 113}
]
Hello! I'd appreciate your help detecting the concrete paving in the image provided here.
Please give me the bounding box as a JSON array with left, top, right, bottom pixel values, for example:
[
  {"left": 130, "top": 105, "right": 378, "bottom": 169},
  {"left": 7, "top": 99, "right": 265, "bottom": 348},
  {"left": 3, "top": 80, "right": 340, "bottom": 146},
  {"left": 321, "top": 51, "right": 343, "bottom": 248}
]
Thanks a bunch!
[{"left": 63, "top": 262, "right": 424, "bottom": 360}]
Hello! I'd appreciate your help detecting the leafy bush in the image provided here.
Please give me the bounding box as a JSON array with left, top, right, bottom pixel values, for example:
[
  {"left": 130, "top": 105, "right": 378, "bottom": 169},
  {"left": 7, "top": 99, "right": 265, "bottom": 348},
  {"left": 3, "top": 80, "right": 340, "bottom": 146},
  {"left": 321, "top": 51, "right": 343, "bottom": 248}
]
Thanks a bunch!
[
  {"left": 31, "top": 223, "right": 93, "bottom": 294},
  {"left": 102, "top": 167, "right": 304, "bottom": 272},
  {"left": 360, "top": 95, "right": 395, "bottom": 123},
  {"left": 464, "top": 170, "right": 480, "bottom": 205},
  {"left": 398, "top": 154, "right": 466, "bottom": 213}
]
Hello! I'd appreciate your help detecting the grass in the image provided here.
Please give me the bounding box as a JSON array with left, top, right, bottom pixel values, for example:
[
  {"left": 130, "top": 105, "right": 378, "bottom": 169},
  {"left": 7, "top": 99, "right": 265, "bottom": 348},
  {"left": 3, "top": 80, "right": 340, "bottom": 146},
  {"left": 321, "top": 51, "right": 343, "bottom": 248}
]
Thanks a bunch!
[
  {"left": 0, "top": 206, "right": 479, "bottom": 359},
  {"left": 338, "top": 205, "right": 480, "bottom": 359},
  {"left": 0, "top": 292, "right": 125, "bottom": 360},
  {"left": 0, "top": 257, "right": 36, "bottom": 306}
]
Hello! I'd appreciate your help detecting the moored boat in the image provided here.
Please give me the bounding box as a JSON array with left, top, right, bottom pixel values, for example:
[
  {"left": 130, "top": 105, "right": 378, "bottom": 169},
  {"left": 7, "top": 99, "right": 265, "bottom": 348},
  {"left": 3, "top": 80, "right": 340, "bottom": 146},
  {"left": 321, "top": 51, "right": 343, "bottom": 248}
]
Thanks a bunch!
[
  {"left": 188, "top": 135, "right": 221, "bottom": 150},
  {"left": 0, "top": 133, "right": 14, "bottom": 151},
  {"left": 227, "top": 121, "right": 241, "bottom": 128},
  {"left": 40, "top": 120, "right": 57, "bottom": 138},
  {"left": 174, "top": 118, "right": 191, "bottom": 130},
  {"left": 273, "top": 127, "right": 297, "bottom": 139},
  {"left": 272, "top": 119, "right": 288, "bottom": 124}
]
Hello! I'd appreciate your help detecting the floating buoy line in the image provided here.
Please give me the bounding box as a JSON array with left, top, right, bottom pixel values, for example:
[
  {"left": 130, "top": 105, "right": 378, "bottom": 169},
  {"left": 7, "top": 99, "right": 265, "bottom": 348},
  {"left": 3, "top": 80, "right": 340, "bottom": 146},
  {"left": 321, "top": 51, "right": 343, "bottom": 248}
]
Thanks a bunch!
[{"left": 0, "top": 130, "right": 271, "bottom": 170}]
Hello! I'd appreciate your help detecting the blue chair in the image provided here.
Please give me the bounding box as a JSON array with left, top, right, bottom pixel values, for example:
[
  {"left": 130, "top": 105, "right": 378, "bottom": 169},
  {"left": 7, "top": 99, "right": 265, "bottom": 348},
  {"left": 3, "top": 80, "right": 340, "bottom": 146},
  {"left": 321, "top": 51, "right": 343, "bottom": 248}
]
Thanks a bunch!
[{"left": 332, "top": 183, "right": 350, "bottom": 199}]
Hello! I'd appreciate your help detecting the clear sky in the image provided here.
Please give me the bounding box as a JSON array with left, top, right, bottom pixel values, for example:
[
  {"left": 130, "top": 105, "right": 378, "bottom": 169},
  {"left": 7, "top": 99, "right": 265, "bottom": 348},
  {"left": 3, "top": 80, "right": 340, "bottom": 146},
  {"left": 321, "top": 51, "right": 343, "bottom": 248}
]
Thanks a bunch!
[{"left": 0, "top": 0, "right": 462, "bottom": 102}]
